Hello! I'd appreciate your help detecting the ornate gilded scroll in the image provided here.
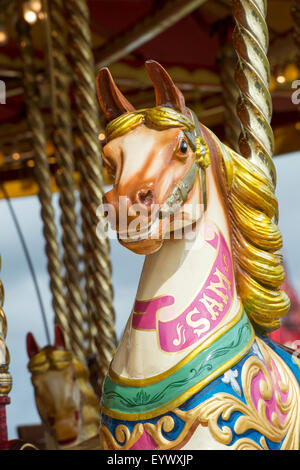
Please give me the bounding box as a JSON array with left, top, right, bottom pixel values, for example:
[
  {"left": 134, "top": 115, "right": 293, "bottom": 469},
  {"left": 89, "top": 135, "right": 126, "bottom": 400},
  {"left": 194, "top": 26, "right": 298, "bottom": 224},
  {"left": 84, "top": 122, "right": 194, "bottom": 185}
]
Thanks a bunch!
[
  {"left": 232, "top": 0, "right": 276, "bottom": 186},
  {"left": 17, "top": 14, "right": 69, "bottom": 342},
  {"left": 65, "top": 0, "right": 116, "bottom": 388},
  {"left": 49, "top": 0, "right": 87, "bottom": 363}
]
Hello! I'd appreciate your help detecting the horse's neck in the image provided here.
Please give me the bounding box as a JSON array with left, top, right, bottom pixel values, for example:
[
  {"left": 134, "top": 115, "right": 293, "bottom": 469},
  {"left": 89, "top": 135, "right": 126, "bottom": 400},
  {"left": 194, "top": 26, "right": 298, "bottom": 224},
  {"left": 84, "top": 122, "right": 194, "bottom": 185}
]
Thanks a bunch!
[
  {"left": 111, "top": 169, "right": 242, "bottom": 380},
  {"left": 44, "top": 430, "right": 59, "bottom": 450}
]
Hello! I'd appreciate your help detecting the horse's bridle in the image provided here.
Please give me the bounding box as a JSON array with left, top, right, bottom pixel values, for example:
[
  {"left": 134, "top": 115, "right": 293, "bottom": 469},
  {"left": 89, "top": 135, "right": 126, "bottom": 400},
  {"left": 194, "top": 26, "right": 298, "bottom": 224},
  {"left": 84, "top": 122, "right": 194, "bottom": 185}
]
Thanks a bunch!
[{"left": 158, "top": 109, "right": 210, "bottom": 219}]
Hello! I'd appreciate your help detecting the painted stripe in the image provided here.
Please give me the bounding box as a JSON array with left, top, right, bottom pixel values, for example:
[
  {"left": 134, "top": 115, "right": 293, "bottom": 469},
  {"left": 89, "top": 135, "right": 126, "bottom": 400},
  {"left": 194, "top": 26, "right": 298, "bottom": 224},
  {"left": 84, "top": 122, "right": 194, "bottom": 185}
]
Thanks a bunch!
[{"left": 102, "top": 310, "right": 254, "bottom": 420}]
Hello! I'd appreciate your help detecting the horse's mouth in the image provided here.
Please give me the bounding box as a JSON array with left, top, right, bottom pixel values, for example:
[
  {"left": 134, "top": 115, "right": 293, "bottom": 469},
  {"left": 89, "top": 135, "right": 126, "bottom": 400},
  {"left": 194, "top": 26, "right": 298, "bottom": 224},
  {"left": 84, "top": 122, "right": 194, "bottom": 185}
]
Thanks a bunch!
[
  {"left": 117, "top": 206, "right": 195, "bottom": 245},
  {"left": 117, "top": 203, "right": 181, "bottom": 244},
  {"left": 117, "top": 217, "right": 162, "bottom": 244},
  {"left": 57, "top": 436, "right": 78, "bottom": 446},
  {"left": 53, "top": 410, "right": 80, "bottom": 447}
]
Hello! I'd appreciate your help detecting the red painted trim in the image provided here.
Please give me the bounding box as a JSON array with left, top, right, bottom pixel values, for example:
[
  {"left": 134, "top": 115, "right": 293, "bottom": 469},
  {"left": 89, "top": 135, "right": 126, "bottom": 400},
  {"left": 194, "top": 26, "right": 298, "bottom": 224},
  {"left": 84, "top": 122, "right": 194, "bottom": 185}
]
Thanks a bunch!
[{"left": 0, "top": 397, "right": 10, "bottom": 449}]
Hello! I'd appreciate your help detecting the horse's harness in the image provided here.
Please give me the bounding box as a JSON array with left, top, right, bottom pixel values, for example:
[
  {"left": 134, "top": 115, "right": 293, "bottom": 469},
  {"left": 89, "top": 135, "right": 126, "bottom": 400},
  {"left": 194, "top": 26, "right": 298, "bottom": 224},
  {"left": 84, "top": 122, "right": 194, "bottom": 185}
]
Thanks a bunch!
[{"left": 158, "top": 108, "right": 210, "bottom": 219}]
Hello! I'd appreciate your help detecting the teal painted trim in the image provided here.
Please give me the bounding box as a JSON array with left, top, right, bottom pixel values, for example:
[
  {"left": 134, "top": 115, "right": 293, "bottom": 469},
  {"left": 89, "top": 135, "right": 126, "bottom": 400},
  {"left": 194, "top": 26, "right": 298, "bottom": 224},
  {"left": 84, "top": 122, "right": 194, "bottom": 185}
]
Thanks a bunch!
[{"left": 103, "top": 311, "right": 253, "bottom": 415}]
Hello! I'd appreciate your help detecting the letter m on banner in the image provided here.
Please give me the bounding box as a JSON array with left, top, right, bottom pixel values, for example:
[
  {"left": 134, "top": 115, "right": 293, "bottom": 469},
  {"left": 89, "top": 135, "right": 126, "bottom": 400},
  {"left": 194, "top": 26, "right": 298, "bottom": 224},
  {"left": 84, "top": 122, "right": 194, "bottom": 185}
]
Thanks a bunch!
[{"left": 0, "top": 80, "right": 6, "bottom": 104}]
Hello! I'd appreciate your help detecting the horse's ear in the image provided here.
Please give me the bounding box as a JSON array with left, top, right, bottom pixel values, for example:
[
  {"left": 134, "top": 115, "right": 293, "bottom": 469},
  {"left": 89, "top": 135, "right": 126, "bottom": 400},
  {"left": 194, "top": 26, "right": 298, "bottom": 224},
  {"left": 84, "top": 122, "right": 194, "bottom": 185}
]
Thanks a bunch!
[
  {"left": 54, "top": 324, "right": 66, "bottom": 350},
  {"left": 96, "top": 67, "right": 135, "bottom": 121},
  {"left": 26, "top": 332, "right": 40, "bottom": 359},
  {"left": 145, "top": 60, "right": 189, "bottom": 117}
]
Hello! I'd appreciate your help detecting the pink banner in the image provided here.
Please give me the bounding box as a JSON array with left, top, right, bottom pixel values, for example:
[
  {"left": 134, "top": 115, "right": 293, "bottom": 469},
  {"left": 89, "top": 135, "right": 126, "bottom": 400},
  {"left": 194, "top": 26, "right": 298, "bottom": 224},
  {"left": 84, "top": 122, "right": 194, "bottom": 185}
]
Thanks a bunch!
[{"left": 132, "top": 223, "right": 233, "bottom": 352}]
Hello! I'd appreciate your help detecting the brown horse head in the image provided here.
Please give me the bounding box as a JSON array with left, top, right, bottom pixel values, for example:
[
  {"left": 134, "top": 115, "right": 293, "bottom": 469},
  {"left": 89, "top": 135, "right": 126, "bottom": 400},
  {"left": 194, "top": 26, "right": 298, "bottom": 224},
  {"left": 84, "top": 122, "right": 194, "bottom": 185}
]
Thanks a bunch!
[
  {"left": 97, "top": 61, "right": 208, "bottom": 254},
  {"left": 26, "top": 326, "right": 81, "bottom": 448}
]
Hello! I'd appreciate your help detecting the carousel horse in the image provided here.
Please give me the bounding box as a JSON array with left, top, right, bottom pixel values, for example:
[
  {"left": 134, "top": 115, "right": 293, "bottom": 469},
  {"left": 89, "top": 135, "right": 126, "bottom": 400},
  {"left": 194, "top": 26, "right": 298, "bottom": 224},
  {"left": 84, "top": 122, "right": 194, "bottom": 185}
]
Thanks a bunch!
[
  {"left": 96, "top": 60, "right": 300, "bottom": 451},
  {"left": 26, "top": 325, "right": 99, "bottom": 450}
]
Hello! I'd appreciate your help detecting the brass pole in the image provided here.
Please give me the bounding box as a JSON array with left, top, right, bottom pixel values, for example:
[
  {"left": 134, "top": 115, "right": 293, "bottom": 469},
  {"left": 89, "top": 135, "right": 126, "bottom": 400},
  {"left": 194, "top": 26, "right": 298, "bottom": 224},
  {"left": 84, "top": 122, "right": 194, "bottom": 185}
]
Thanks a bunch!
[
  {"left": 292, "top": 0, "right": 300, "bottom": 57},
  {"left": 292, "top": 1, "right": 300, "bottom": 102},
  {"left": 218, "top": 44, "right": 241, "bottom": 152},
  {"left": 65, "top": 0, "right": 117, "bottom": 389},
  {"left": 232, "top": 0, "right": 276, "bottom": 186},
  {"left": 49, "top": 0, "right": 87, "bottom": 363},
  {"left": 17, "top": 15, "right": 69, "bottom": 343}
]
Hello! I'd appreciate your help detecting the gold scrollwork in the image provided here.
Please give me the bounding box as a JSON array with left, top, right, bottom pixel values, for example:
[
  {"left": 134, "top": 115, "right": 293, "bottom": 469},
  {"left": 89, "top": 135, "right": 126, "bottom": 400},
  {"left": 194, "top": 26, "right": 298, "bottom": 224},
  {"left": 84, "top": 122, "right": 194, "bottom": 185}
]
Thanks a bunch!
[
  {"left": 100, "top": 422, "right": 144, "bottom": 450},
  {"left": 196, "top": 338, "right": 300, "bottom": 450}
]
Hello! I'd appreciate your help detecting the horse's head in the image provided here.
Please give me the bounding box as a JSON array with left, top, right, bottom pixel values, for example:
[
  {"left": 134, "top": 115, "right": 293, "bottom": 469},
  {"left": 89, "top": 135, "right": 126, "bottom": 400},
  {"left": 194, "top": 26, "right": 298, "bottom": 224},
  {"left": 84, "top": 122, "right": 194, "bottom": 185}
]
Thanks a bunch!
[
  {"left": 97, "top": 60, "right": 290, "bottom": 332},
  {"left": 26, "top": 326, "right": 81, "bottom": 448},
  {"left": 97, "top": 60, "right": 210, "bottom": 254}
]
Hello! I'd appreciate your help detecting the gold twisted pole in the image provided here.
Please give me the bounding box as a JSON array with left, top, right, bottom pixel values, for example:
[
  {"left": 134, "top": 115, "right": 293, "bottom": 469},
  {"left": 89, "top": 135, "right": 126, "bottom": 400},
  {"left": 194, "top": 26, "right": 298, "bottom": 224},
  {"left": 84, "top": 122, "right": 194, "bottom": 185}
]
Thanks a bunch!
[
  {"left": 65, "top": 0, "right": 117, "bottom": 388},
  {"left": 0, "top": 259, "right": 12, "bottom": 448},
  {"left": 232, "top": 0, "right": 276, "bottom": 186},
  {"left": 17, "top": 15, "right": 69, "bottom": 344},
  {"left": 219, "top": 44, "right": 241, "bottom": 152},
  {"left": 292, "top": 0, "right": 300, "bottom": 57},
  {"left": 292, "top": 0, "right": 300, "bottom": 102},
  {"left": 49, "top": 0, "right": 87, "bottom": 363}
]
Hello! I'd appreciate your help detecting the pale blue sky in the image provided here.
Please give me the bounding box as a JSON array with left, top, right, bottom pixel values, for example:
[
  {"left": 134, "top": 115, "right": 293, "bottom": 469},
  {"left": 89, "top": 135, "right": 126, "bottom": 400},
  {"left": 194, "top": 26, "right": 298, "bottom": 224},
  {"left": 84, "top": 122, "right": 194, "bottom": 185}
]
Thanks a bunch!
[{"left": 1, "top": 151, "right": 299, "bottom": 439}]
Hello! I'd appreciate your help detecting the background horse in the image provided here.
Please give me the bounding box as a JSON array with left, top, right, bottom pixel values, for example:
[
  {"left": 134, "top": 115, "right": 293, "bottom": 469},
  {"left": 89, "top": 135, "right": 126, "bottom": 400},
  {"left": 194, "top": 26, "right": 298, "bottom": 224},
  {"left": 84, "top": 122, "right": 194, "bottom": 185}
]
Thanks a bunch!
[
  {"left": 26, "top": 325, "right": 99, "bottom": 450},
  {"left": 96, "top": 60, "right": 300, "bottom": 450}
]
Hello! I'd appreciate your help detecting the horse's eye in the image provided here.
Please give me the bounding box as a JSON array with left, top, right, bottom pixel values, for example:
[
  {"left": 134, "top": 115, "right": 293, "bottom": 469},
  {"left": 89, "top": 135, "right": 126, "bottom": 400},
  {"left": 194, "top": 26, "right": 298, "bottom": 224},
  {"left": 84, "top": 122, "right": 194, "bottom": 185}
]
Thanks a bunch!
[
  {"left": 73, "top": 373, "right": 77, "bottom": 382},
  {"left": 179, "top": 139, "right": 188, "bottom": 154}
]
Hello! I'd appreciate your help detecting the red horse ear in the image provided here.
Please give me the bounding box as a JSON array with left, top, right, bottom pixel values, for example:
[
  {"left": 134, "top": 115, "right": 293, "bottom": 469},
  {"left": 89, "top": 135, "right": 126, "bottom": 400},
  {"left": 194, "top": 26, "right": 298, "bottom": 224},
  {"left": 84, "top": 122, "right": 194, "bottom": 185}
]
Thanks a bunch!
[
  {"left": 54, "top": 325, "right": 66, "bottom": 350},
  {"left": 145, "top": 60, "right": 189, "bottom": 117},
  {"left": 96, "top": 67, "right": 135, "bottom": 121},
  {"left": 26, "top": 332, "right": 40, "bottom": 359}
]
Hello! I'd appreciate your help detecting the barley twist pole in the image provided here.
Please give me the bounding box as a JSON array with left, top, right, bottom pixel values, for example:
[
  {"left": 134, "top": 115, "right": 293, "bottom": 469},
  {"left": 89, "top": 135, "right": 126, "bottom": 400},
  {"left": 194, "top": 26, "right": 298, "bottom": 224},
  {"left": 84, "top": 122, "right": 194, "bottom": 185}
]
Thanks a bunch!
[
  {"left": 232, "top": 0, "right": 276, "bottom": 185},
  {"left": 292, "top": 0, "right": 300, "bottom": 58},
  {"left": 292, "top": 0, "right": 300, "bottom": 111},
  {"left": 219, "top": 44, "right": 241, "bottom": 152},
  {"left": 65, "top": 0, "right": 117, "bottom": 388},
  {"left": 49, "top": 0, "right": 87, "bottom": 363},
  {"left": 17, "top": 15, "right": 69, "bottom": 343}
]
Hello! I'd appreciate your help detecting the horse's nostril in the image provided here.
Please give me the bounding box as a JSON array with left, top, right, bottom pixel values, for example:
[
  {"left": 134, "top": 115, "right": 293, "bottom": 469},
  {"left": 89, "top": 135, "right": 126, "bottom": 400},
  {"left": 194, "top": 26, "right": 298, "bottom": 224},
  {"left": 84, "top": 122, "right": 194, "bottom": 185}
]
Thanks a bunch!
[{"left": 137, "top": 189, "right": 154, "bottom": 206}]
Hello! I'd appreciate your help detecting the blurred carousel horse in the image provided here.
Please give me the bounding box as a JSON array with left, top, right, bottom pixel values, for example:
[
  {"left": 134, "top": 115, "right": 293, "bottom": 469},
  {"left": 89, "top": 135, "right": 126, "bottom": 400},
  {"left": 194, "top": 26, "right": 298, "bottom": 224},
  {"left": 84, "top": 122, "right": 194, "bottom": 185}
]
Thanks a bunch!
[
  {"left": 26, "top": 325, "right": 99, "bottom": 450},
  {"left": 96, "top": 60, "right": 300, "bottom": 450}
]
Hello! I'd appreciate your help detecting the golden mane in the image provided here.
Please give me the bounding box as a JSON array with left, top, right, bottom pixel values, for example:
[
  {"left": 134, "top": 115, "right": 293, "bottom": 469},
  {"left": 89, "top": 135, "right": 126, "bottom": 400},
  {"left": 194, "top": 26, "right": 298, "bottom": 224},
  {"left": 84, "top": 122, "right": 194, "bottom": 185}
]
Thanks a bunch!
[
  {"left": 28, "top": 347, "right": 99, "bottom": 436},
  {"left": 105, "top": 106, "right": 290, "bottom": 333},
  {"left": 213, "top": 136, "right": 290, "bottom": 332}
]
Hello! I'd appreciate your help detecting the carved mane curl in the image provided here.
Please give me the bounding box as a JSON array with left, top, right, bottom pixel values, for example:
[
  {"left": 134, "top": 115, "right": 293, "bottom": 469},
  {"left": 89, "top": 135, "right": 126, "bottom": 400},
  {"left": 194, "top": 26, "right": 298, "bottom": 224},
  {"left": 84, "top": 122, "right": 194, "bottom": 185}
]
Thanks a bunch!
[{"left": 213, "top": 137, "right": 290, "bottom": 332}]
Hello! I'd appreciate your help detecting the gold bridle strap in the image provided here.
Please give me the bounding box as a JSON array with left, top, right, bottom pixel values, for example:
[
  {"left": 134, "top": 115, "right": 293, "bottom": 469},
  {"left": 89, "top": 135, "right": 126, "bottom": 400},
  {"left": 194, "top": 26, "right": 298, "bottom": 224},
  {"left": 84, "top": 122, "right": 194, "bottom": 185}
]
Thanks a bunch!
[{"left": 159, "top": 108, "right": 210, "bottom": 217}]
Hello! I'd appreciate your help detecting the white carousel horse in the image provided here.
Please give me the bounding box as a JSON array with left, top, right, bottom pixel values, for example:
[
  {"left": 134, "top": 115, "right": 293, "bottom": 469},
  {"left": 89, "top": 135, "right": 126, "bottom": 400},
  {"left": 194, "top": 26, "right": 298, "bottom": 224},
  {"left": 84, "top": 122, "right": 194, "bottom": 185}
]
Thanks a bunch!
[
  {"left": 26, "top": 325, "right": 99, "bottom": 450},
  {"left": 96, "top": 60, "right": 300, "bottom": 450}
]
